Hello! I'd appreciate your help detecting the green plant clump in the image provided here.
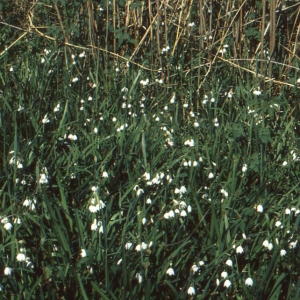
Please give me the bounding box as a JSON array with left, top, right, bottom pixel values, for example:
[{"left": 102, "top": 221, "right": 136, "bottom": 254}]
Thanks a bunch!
[{"left": 1, "top": 0, "right": 300, "bottom": 299}]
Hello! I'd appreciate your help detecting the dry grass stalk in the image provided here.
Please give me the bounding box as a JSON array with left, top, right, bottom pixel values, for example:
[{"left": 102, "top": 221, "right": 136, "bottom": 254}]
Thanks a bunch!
[
  {"left": 260, "top": 0, "right": 266, "bottom": 77},
  {"left": 3, "top": 0, "right": 300, "bottom": 93},
  {"left": 86, "top": 0, "right": 97, "bottom": 57},
  {"left": 268, "top": 0, "right": 276, "bottom": 78},
  {"left": 217, "top": 54, "right": 298, "bottom": 89},
  {"left": 171, "top": 0, "right": 193, "bottom": 56}
]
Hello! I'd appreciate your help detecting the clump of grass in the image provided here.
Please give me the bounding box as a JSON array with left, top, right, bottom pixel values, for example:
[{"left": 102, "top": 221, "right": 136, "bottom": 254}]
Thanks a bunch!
[{"left": 0, "top": 0, "right": 300, "bottom": 299}]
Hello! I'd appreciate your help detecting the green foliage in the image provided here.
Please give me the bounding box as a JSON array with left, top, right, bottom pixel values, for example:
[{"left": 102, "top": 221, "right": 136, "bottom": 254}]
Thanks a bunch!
[{"left": 1, "top": 0, "right": 300, "bottom": 299}]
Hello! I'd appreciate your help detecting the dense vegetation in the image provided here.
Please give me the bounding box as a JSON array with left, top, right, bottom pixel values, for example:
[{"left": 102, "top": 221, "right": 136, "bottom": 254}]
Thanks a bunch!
[{"left": 1, "top": 0, "right": 300, "bottom": 299}]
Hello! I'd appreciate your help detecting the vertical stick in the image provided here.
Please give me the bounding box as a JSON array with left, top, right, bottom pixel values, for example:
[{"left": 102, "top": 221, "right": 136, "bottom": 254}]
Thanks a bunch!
[
  {"left": 113, "top": 0, "right": 116, "bottom": 54},
  {"left": 260, "top": 0, "right": 266, "bottom": 77},
  {"left": 269, "top": 0, "right": 276, "bottom": 78}
]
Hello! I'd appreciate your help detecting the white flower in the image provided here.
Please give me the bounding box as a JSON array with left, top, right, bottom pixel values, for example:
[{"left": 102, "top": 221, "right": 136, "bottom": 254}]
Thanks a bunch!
[
  {"left": 236, "top": 245, "right": 244, "bottom": 254},
  {"left": 91, "top": 186, "right": 98, "bottom": 192},
  {"left": 42, "top": 114, "right": 50, "bottom": 124},
  {"left": 170, "top": 93, "right": 176, "bottom": 103},
  {"left": 180, "top": 210, "right": 187, "bottom": 217},
  {"left": 146, "top": 198, "right": 152, "bottom": 204},
  {"left": 68, "top": 134, "right": 78, "bottom": 141},
  {"left": 136, "top": 273, "right": 143, "bottom": 283},
  {"left": 191, "top": 264, "right": 199, "bottom": 274},
  {"left": 186, "top": 139, "right": 195, "bottom": 147},
  {"left": 4, "top": 223, "right": 13, "bottom": 231},
  {"left": 289, "top": 241, "right": 298, "bottom": 249},
  {"left": 16, "top": 253, "right": 26, "bottom": 262},
  {"left": 125, "top": 242, "right": 133, "bottom": 250},
  {"left": 117, "top": 258, "right": 122, "bottom": 265},
  {"left": 81, "top": 249, "right": 87, "bottom": 257},
  {"left": 224, "top": 279, "right": 231, "bottom": 288},
  {"left": 183, "top": 161, "right": 189, "bottom": 167},
  {"left": 54, "top": 103, "right": 60, "bottom": 112},
  {"left": 142, "top": 218, "right": 147, "bottom": 225},
  {"left": 177, "top": 187, "right": 188, "bottom": 197},
  {"left": 220, "top": 189, "right": 229, "bottom": 197},
  {"left": 102, "top": 171, "right": 109, "bottom": 178},
  {"left": 242, "top": 164, "right": 247, "bottom": 172},
  {"left": 282, "top": 161, "right": 288, "bottom": 166},
  {"left": 141, "top": 242, "right": 147, "bottom": 250},
  {"left": 188, "top": 22, "right": 195, "bottom": 27},
  {"left": 39, "top": 173, "right": 48, "bottom": 184},
  {"left": 155, "top": 79, "right": 163, "bottom": 84},
  {"left": 257, "top": 205, "right": 263, "bottom": 213},
  {"left": 91, "top": 219, "right": 98, "bottom": 231},
  {"left": 253, "top": 90, "right": 262, "bottom": 95},
  {"left": 192, "top": 161, "right": 198, "bottom": 167},
  {"left": 208, "top": 172, "right": 214, "bottom": 179},
  {"left": 23, "top": 199, "right": 31, "bottom": 206},
  {"left": 164, "top": 212, "right": 170, "bottom": 219},
  {"left": 225, "top": 259, "right": 233, "bottom": 267},
  {"left": 136, "top": 189, "right": 144, "bottom": 196},
  {"left": 245, "top": 277, "right": 253, "bottom": 286},
  {"left": 280, "top": 249, "right": 287, "bottom": 256},
  {"left": 44, "top": 48, "right": 51, "bottom": 55},
  {"left": 161, "top": 46, "right": 170, "bottom": 53},
  {"left": 143, "top": 172, "right": 151, "bottom": 180},
  {"left": 221, "top": 271, "right": 228, "bottom": 278},
  {"left": 180, "top": 186, "right": 187, "bottom": 194},
  {"left": 169, "top": 210, "right": 175, "bottom": 218},
  {"left": 98, "top": 222, "right": 103, "bottom": 233},
  {"left": 275, "top": 221, "right": 282, "bottom": 227},
  {"left": 262, "top": 240, "right": 269, "bottom": 248},
  {"left": 166, "top": 267, "right": 175, "bottom": 276},
  {"left": 89, "top": 205, "right": 98, "bottom": 213},
  {"left": 14, "top": 218, "right": 21, "bottom": 224},
  {"left": 179, "top": 201, "right": 186, "bottom": 209},
  {"left": 285, "top": 208, "right": 291, "bottom": 215},
  {"left": 4, "top": 267, "right": 12, "bottom": 276},
  {"left": 216, "top": 279, "right": 220, "bottom": 286},
  {"left": 1, "top": 217, "right": 8, "bottom": 224},
  {"left": 187, "top": 286, "right": 195, "bottom": 295},
  {"left": 140, "top": 79, "right": 149, "bottom": 86}
]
